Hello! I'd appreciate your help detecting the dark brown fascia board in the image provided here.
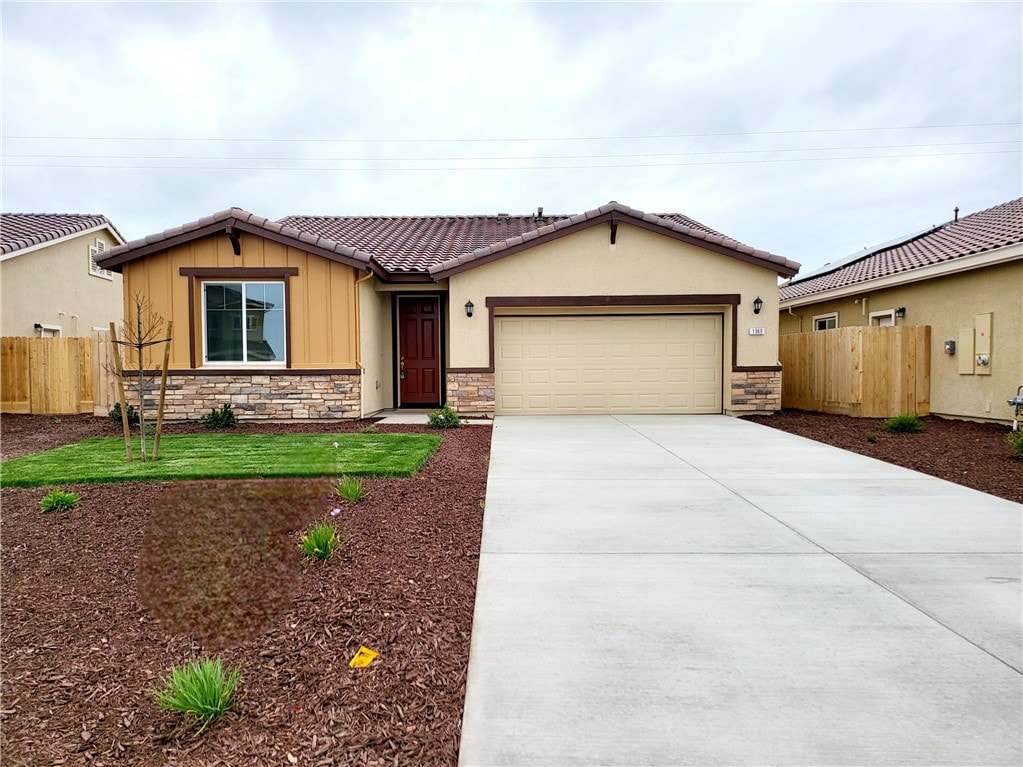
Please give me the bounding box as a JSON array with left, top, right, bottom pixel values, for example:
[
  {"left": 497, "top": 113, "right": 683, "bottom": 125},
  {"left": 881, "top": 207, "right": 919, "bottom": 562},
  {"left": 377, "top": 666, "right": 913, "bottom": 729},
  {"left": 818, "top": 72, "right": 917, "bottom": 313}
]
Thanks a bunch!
[
  {"left": 98, "top": 218, "right": 372, "bottom": 273},
  {"left": 485, "top": 294, "right": 740, "bottom": 308},
  {"left": 431, "top": 212, "right": 798, "bottom": 279},
  {"left": 180, "top": 267, "right": 299, "bottom": 278},
  {"left": 376, "top": 270, "right": 437, "bottom": 284}
]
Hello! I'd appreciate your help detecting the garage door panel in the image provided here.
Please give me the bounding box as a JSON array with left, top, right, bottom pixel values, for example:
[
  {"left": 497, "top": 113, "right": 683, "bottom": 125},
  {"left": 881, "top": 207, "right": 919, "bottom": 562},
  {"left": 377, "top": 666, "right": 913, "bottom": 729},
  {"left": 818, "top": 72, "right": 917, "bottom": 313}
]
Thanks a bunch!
[{"left": 495, "top": 314, "right": 722, "bottom": 415}]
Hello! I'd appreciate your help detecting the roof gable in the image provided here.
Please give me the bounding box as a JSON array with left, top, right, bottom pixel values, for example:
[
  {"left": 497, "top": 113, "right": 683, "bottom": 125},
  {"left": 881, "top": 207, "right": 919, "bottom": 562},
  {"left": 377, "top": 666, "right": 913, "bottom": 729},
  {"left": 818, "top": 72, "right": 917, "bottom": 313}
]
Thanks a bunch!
[
  {"left": 426, "top": 202, "right": 798, "bottom": 278},
  {"left": 780, "top": 197, "right": 1023, "bottom": 302},
  {"left": 97, "top": 208, "right": 373, "bottom": 273},
  {"left": 1, "top": 213, "right": 125, "bottom": 257}
]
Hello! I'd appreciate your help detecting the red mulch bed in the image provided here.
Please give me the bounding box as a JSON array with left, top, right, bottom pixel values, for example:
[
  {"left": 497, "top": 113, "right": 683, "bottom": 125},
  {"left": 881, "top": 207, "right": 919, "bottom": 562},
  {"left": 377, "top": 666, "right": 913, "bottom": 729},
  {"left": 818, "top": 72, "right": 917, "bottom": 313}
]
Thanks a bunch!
[
  {"left": 1, "top": 415, "right": 491, "bottom": 766},
  {"left": 743, "top": 410, "right": 1023, "bottom": 504}
]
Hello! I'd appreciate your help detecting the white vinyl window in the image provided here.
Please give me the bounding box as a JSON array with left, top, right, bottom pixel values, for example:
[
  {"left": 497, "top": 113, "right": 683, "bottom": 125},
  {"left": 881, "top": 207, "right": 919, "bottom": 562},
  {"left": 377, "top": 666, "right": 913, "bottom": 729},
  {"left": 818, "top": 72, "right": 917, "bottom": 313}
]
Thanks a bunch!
[
  {"left": 813, "top": 312, "right": 838, "bottom": 331},
  {"left": 35, "top": 323, "right": 62, "bottom": 338},
  {"left": 869, "top": 309, "right": 895, "bottom": 327},
  {"left": 202, "top": 282, "right": 286, "bottom": 364},
  {"left": 89, "top": 239, "right": 114, "bottom": 280}
]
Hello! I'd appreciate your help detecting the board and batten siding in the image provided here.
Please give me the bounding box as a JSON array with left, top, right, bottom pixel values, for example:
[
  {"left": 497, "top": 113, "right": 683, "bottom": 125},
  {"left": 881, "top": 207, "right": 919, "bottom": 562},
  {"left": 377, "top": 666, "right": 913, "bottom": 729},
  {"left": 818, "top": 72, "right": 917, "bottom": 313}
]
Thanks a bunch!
[{"left": 120, "top": 232, "right": 359, "bottom": 369}]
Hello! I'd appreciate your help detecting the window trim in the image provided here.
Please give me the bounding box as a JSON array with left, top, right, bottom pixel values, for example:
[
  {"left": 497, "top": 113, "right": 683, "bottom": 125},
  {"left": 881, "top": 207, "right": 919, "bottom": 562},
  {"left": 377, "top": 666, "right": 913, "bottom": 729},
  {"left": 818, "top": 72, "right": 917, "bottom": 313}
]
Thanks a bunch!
[
  {"left": 35, "top": 323, "right": 62, "bottom": 338},
  {"left": 869, "top": 309, "right": 896, "bottom": 327},
  {"left": 181, "top": 267, "right": 296, "bottom": 369},
  {"left": 200, "top": 280, "right": 288, "bottom": 367},
  {"left": 812, "top": 312, "right": 838, "bottom": 331}
]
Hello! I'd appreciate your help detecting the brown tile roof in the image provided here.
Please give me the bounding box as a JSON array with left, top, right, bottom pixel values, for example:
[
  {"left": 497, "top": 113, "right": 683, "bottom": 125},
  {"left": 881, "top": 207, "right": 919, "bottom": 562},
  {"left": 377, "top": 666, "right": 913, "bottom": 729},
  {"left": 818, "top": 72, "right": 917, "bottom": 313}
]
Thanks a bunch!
[
  {"left": 0, "top": 213, "right": 123, "bottom": 255},
  {"left": 282, "top": 201, "right": 799, "bottom": 277},
  {"left": 98, "top": 208, "right": 373, "bottom": 271},
  {"left": 780, "top": 198, "right": 1023, "bottom": 301}
]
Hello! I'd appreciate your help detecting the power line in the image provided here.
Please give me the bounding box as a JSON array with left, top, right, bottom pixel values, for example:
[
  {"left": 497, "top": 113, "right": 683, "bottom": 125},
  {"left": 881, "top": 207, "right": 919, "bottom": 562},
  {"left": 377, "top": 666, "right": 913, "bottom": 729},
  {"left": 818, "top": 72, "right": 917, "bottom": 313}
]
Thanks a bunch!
[
  {"left": 3, "top": 122, "right": 1020, "bottom": 145},
  {"left": 4, "top": 140, "right": 1018, "bottom": 163},
  {"left": 4, "top": 149, "right": 1018, "bottom": 172}
]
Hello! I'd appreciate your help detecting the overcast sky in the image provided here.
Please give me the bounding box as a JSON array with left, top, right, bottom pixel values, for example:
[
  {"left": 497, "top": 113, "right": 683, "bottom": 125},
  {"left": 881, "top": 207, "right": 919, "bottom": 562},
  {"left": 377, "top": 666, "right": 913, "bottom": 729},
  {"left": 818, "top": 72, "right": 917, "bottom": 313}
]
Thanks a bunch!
[{"left": 2, "top": 1, "right": 1020, "bottom": 274}]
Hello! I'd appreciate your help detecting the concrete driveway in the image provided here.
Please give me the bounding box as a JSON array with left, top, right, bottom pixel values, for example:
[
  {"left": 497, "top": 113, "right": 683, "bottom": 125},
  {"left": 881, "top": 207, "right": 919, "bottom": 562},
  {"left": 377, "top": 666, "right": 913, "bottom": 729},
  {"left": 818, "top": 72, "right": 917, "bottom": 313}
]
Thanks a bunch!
[{"left": 459, "top": 415, "right": 1022, "bottom": 767}]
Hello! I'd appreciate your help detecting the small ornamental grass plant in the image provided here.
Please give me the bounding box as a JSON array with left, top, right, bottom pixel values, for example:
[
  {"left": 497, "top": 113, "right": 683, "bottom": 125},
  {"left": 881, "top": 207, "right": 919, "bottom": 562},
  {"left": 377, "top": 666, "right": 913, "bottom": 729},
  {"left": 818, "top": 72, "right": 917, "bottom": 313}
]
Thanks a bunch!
[
  {"left": 200, "top": 404, "right": 238, "bottom": 430},
  {"left": 152, "top": 657, "right": 241, "bottom": 734},
  {"left": 336, "top": 475, "right": 365, "bottom": 503},
  {"left": 1007, "top": 429, "right": 1023, "bottom": 459},
  {"left": 883, "top": 413, "right": 924, "bottom": 434},
  {"left": 428, "top": 405, "right": 462, "bottom": 429},
  {"left": 300, "top": 521, "right": 347, "bottom": 562},
  {"left": 39, "top": 488, "right": 79, "bottom": 513}
]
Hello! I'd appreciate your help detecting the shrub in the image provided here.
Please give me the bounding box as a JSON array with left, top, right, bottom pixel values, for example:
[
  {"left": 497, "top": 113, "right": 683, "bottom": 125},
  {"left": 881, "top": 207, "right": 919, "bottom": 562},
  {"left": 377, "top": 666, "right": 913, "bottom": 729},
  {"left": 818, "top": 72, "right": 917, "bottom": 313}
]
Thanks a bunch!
[
  {"left": 40, "top": 488, "right": 79, "bottom": 513},
  {"left": 337, "top": 475, "right": 365, "bottom": 503},
  {"left": 883, "top": 413, "right": 924, "bottom": 434},
  {"left": 300, "top": 522, "right": 346, "bottom": 562},
  {"left": 109, "top": 402, "right": 140, "bottom": 427},
  {"left": 428, "top": 405, "right": 462, "bottom": 429},
  {"left": 865, "top": 432, "right": 878, "bottom": 444},
  {"left": 153, "top": 657, "right": 241, "bottom": 733},
  {"left": 200, "top": 404, "right": 238, "bottom": 430},
  {"left": 1007, "top": 429, "right": 1023, "bottom": 459}
]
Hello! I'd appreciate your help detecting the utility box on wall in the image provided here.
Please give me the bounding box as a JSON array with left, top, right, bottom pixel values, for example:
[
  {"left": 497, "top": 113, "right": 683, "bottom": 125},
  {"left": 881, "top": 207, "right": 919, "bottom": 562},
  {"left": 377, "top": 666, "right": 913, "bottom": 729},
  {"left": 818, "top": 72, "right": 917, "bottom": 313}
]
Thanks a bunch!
[{"left": 975, "top": 312, "right": 992, "bottom": 375}]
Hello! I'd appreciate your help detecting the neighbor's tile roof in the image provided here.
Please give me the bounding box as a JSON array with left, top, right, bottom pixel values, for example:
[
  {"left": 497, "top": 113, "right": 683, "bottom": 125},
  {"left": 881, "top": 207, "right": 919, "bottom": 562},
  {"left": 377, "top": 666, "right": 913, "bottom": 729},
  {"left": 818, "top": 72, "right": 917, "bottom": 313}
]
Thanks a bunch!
[
  {"left": 281, "top": 201, "right": 798, "bottom": 275},
  {"left": 780, "top": 198, "right": 1023, "bottom": 301},
  {"left": 0, "top": 213, "right": 123, "bottom": 255}
]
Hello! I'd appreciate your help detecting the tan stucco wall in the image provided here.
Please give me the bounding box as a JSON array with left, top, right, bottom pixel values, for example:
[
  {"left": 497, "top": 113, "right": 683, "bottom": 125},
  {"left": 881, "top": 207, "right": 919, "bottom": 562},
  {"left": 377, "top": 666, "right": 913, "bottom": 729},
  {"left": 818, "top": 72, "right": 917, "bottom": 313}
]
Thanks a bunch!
[
  {"left": 780, "top": 260, "right": 1023, "bottom": 422},
  {"left": 1, "top": 230, "right": 123, "bottom": 337},
  {"left": 358, "top": 278, "right": 394, "bottom": 415},
  {"left": 447, "top": 223, "right": 781, "bottom": 369},
  {"left": 120, "top": 232, "right": 359, "bottom": 369}
]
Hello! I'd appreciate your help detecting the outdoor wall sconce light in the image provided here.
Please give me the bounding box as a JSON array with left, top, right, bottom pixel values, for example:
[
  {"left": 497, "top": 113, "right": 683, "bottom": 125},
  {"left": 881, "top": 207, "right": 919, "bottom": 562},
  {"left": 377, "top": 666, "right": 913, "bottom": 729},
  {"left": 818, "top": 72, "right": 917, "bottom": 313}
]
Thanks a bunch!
[
  {"left": 895, "top": 307, "right": 906, "bottom": 318},
  {"left": 465, "top": 300, "right": 475, "bottom": 318},
  {"left": 753, "top": 296, "right": 763, "bottom": 314}
]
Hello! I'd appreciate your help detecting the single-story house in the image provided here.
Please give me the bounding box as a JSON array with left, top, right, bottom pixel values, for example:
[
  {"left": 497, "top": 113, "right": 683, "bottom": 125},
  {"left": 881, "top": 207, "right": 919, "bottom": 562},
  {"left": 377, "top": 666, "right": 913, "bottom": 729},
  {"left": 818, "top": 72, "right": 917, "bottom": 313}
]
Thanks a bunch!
[
  {"left": 1, "top": 213, "right": 125, "bottom": 337},
  {"left": 779, "top": 197, "right": 1023, "bottom": 423},
  {"left": 96, "top": 202, "right": 799, "bottom": 420}
]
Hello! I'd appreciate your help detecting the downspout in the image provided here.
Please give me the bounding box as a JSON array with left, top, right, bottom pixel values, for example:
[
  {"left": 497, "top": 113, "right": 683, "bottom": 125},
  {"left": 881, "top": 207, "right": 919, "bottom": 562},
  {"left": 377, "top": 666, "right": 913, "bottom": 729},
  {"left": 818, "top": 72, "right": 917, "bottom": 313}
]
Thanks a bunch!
[
  {"left": 787, "top": 306, "right": 802, "bottom": 332},
  {"left": 353, "top": 268, "right": 375, "bottom": 417}
]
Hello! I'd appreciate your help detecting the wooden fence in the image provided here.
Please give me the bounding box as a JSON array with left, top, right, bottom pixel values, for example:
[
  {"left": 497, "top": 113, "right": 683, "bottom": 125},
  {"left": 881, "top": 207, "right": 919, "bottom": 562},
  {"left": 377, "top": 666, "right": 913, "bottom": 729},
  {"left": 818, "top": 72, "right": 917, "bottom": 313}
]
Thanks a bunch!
[
  {"left": 1, "top": 331, "right": 117, "bottom": 415},
  {"left": 779, "top": 325, "right": 930, "bottom": 417}
]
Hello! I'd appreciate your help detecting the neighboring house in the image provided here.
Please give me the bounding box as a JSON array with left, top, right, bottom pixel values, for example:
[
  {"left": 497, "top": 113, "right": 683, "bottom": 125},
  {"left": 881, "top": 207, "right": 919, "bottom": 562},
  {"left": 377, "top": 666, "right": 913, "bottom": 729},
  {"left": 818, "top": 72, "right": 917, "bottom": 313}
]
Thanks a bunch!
[
  {"left": 96, "top": 201, "right": 799, "bottom": 420},
  {"left": 779, "top": 198, "right": 1023, "bottom": 423},
  {"left": 1, "top": 213, "right": 125, "bottom": 337}
]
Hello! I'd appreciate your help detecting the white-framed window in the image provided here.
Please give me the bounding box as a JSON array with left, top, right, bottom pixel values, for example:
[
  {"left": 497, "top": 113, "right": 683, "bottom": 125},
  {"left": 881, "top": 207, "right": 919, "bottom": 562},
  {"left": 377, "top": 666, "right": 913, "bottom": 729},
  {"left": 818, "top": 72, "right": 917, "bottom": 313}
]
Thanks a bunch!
[
  {"left": 89, "top": 238, "right": 114, "bottom": 280},
  {"left": 869, "top": 309, "right": 895, "bottom": 327},
  {"left": 201, "top": 281, "right": 286, "bottom": 365},
  {"left": 35, "top": 323, "right": 62, "bottom": 338},
  {"left": 813, "top": 312, "right": 838, "bottom": 331}
]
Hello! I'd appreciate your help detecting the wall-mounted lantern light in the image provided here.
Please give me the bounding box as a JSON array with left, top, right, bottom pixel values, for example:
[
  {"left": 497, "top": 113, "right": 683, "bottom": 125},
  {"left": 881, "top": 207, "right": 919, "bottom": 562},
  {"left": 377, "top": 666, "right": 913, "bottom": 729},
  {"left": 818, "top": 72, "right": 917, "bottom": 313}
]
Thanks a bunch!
[
  {"left": 465, "top": 300, "right": 475, "bottom": 318},
  {"left": 753, "top": 296, "right": 763, "bottom": 315},
  {"left": 895, "top": 306, "right": 906, "bottom": 318}
]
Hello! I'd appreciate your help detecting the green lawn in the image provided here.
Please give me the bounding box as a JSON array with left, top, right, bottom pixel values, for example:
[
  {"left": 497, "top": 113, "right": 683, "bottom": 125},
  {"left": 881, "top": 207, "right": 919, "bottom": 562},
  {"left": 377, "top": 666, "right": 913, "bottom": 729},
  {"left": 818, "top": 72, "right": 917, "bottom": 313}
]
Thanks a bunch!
[{"left": 0, "top": 433, "right": 441, "bottom": 488}]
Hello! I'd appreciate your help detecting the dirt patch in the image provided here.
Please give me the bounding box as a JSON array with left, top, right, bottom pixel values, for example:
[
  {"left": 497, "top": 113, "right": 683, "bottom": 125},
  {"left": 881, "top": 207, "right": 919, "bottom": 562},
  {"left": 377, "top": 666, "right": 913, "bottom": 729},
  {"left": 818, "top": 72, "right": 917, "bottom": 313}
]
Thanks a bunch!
[
  {"left": 743, "top": 410, "right": 1022, "bottom": 504},
  {"left": 1, "top": 417, "right": 491, "bottom": 766}
]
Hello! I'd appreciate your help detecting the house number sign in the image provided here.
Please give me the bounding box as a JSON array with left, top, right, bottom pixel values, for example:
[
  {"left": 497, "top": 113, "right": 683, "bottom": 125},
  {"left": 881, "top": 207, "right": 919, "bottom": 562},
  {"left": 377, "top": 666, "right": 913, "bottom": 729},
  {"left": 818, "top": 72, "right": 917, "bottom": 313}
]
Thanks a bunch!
[{"left": 749, "top": 327, "right": 766, "bottom": 335}]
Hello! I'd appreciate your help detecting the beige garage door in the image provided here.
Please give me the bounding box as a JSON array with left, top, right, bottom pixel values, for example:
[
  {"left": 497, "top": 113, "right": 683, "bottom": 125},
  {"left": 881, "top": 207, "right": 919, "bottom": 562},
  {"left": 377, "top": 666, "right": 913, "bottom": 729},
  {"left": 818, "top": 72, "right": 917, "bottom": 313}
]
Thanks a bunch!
[{"left": 494, "top": 314, "right": 722, "bottom": 414}]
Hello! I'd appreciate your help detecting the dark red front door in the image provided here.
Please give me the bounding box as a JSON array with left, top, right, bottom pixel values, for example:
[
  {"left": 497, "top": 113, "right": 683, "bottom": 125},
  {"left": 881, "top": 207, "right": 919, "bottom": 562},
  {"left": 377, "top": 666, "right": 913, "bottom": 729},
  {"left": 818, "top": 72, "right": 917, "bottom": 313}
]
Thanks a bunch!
[{"left": 398, "top": 296, "right": 441, "bottom": 406}]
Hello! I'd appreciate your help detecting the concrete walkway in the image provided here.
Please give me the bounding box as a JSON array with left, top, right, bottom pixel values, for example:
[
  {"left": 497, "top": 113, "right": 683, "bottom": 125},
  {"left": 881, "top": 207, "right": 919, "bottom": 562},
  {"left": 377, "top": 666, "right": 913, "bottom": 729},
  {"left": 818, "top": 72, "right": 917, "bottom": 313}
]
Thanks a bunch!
[{"left": 459, "top": 415, "right": 1022, "bottom": 766}]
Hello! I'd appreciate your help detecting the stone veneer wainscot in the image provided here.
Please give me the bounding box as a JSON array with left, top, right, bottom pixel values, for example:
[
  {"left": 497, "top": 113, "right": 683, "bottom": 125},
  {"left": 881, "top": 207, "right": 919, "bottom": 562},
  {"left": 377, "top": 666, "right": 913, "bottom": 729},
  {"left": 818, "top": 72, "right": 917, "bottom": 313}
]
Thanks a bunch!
[
  {"left": 446, "top": 371, "right": 496, "bottom": 416},
  {"left": 728, "top": 369, "right": 782, "bottom": 413},
  {"left": 126, "top": 373, "right": 362, "bottom": 420}
]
